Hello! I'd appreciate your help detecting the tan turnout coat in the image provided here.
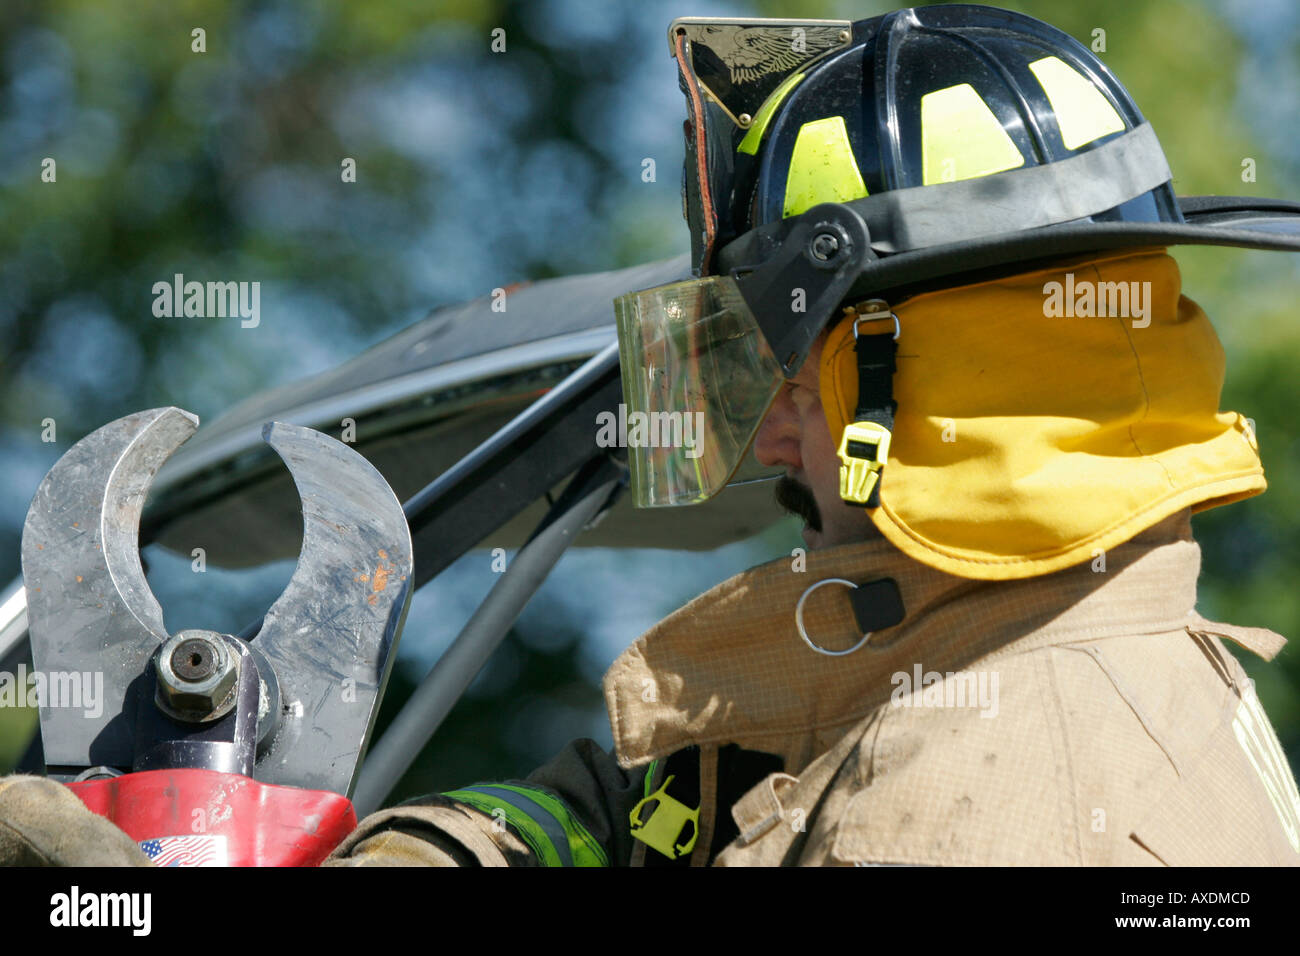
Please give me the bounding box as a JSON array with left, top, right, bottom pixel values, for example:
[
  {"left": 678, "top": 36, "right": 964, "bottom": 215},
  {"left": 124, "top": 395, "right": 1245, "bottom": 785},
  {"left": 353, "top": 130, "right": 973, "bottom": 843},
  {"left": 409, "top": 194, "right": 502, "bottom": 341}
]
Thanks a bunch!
[{"left": 327, "top": 510, "right": 1300, "bottom": 866}]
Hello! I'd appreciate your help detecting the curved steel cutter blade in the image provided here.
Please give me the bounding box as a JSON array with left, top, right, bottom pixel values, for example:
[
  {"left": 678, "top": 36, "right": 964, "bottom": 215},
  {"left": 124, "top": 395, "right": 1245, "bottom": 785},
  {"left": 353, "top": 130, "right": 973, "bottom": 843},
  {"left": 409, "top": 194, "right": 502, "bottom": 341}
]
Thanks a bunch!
[
  {"left": 22, "top": 407, "right": 198, "bottom": 770},
  {"left": 21, "top": 410, "right": 413, "bottom": 797},
  {"left": 251, "top": 422, "right": 412, "bottom": 797}
]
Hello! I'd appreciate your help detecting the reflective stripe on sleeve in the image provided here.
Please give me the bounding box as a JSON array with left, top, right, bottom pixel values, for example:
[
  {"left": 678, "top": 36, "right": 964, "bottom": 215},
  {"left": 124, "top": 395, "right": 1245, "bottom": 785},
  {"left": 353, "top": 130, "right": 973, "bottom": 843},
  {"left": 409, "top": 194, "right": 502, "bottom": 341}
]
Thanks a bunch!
[{"left": 444, "top": 784, "right": 609, "bottom": 867}]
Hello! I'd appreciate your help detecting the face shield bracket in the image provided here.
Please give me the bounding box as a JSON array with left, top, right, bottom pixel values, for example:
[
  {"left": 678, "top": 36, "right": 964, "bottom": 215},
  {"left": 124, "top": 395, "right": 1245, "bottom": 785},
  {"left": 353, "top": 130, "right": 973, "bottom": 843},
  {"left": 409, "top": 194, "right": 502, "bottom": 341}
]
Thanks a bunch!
[{"left": 730, "top": 202, "right": 874, "bottom": 378}]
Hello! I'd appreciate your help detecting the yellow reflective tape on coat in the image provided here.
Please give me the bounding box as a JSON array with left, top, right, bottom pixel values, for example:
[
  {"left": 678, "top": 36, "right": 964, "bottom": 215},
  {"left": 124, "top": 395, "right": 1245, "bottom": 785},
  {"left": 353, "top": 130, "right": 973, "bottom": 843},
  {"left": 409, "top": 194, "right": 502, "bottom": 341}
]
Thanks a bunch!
[{"left": 445, "top": 785, "right": 609, "bottom": 867}]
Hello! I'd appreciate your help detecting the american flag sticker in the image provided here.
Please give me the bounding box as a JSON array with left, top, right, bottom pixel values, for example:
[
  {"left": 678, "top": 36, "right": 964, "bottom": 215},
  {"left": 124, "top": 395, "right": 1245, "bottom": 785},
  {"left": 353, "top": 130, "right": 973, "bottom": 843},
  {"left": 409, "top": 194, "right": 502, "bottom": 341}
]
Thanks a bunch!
[{"left": 139, "top": 834, "right": 228, "bottom": 867}]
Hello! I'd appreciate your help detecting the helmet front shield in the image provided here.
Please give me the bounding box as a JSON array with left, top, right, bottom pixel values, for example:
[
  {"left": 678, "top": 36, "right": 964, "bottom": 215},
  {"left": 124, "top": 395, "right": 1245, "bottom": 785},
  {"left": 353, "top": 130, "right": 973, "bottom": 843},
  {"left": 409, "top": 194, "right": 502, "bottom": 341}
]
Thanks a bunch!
[
  {"left": 614, "top": 203, "right": 875, "bottom": 508},
  {"left": 614, "top": 275, "right": 782, "bottom": 508}
]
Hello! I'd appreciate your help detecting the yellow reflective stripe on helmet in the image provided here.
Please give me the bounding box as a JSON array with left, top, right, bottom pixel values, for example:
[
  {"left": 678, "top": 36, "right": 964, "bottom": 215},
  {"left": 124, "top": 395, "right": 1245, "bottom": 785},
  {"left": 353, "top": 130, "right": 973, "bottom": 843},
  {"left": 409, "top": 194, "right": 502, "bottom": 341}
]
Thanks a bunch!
[
  {"left": 445, "top": 785, "right": 609, "bottom": 867},
  {"left": 1028, "top": 56, "right": 1125, "bottom": 150},
  {"left": 783, "top": 116, "right": 869, "bottom": 217},
  {"left": 738, "top": 71, "right": 805, "bottom": 156},
  {"left": 920, "top": 83, "right": 1025, "bottom": 185}
]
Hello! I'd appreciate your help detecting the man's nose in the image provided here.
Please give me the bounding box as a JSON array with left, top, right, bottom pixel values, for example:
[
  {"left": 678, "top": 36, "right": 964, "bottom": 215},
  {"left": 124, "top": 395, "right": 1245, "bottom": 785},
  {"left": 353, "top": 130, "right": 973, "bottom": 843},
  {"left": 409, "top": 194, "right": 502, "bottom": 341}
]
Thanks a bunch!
[{"left": 753, "top": 387, "right": 801, "bottom": 469}]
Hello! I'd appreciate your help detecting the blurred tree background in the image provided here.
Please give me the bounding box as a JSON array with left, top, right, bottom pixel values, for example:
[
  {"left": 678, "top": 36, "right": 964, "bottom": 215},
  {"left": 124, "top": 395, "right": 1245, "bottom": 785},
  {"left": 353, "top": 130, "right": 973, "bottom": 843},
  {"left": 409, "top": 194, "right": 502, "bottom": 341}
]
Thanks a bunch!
[{"left": 1, "top": 0, "right": 1298, "bottom": 804}]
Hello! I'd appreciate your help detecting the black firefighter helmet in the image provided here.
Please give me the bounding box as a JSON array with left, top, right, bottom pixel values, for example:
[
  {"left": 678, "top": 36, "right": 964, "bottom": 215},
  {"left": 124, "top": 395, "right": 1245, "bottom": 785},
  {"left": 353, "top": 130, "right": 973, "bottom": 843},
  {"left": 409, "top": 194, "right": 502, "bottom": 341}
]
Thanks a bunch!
[{"left": 613, "top": 4, "right": 1300, "bottom": 510}]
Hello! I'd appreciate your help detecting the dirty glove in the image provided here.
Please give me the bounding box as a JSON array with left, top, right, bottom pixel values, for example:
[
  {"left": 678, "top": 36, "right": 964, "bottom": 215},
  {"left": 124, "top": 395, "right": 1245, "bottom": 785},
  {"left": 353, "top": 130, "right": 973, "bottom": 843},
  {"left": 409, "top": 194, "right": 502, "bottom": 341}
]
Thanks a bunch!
[
  {"left": 0, "top": 775, "right": 153, "bottom": 867},
  {"left": 325, "top": 794, "right": 533, "bottom": 867}
]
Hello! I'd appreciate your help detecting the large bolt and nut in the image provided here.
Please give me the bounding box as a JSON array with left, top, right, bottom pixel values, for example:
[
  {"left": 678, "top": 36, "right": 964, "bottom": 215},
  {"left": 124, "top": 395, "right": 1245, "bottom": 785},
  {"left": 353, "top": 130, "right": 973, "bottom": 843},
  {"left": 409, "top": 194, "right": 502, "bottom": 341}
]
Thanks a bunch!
[{"left": 155, "top": 630, "right": 239, "bottom": 722}]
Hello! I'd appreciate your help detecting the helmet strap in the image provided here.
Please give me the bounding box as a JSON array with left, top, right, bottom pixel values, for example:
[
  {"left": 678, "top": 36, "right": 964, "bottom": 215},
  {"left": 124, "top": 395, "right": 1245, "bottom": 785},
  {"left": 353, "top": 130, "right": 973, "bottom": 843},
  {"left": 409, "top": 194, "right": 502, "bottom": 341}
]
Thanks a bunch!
[{"left": 837, "top": 305, "right": 898, "bottom": 509}]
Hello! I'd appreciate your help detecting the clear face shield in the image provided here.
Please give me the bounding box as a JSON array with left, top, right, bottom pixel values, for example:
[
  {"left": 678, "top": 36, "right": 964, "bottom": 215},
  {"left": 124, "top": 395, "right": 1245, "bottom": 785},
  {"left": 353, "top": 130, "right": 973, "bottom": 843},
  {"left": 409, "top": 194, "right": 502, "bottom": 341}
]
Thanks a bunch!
[
  {"left": 614, "top": 275, "right": 785, "bottom": 507},
  {"left": 614, "top": 198, "right": 875, "bottom": 508}
]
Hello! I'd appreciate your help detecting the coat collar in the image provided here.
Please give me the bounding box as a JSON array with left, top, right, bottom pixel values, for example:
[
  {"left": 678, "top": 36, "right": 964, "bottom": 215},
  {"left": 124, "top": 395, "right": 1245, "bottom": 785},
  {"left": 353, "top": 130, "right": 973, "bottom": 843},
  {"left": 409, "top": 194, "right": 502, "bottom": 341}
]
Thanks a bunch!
[{"left": 604, "top": 510, "right": 1210, "bottom": 769}]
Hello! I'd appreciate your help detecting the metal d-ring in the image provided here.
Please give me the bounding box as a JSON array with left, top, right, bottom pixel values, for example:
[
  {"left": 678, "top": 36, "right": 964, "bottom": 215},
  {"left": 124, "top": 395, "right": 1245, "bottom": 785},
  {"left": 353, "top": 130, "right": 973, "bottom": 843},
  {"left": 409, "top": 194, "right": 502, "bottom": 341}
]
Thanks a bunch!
[
  {"left": 853, "top": 311, "right": 900, "bottom": 341},
  {"left": 795, "top": 578, "right": 872, "bottom": 657}
]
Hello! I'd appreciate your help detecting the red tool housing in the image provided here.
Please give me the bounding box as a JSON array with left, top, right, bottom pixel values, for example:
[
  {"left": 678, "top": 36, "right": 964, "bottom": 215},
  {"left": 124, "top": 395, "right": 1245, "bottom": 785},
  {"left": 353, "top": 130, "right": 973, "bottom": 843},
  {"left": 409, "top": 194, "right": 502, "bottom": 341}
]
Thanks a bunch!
[{"left": 69, "top": 768, "right": 356, "bottom": 866}]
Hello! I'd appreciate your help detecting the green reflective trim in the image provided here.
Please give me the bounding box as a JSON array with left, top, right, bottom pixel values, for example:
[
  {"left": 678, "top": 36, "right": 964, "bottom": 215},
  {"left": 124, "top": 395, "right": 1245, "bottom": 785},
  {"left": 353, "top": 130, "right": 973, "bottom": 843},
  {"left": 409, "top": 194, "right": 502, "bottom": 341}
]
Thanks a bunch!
[
  {"left": 644, "top": 759, "right": 660, "bottom": 799},
  {"left": 445, "top": 788, "right": 564, "bottom": 866},
  {"left": 783, "top": 116, "right": 869, "bottom": 218},
  {"left": 491, "top": 784, "right": 609, "bottom": 867},
  {"left": 445, "top": 785, "right": 608, "bottom": 867},
  {"left": 920, "top": 83, "right": 1025, "bottom": 185},
  {"left": 1028, "top": 56, "right": 1125, "bottom": 151},
  {"left": 738, "top": 71, "right": 805, "bottom": 156}
]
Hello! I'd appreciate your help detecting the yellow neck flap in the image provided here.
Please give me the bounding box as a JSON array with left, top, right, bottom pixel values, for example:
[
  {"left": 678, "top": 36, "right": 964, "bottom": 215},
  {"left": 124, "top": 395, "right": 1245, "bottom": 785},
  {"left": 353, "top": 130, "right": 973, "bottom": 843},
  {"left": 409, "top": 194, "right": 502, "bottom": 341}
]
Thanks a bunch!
[{"left": 819, "top": 247, "right": 1263, "bottom": 579}]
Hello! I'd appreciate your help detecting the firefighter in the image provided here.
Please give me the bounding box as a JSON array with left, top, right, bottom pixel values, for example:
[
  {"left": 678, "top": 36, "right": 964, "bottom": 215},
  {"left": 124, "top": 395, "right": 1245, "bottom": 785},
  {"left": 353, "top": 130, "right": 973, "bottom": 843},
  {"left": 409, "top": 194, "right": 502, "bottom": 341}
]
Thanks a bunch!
[
  {"left": 4, "top": 5, "right": 1299, "bottom": 868},
  {"left": 323, "top": 7, "right": 1300, "bottom": 866}
]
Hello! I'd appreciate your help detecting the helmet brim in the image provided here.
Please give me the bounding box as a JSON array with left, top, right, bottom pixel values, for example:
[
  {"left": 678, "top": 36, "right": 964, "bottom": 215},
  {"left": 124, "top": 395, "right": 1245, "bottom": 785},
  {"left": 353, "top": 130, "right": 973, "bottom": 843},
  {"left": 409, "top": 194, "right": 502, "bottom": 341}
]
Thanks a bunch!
[{"left": 719, "top": 195, "right": 1300, "bottom": 308}]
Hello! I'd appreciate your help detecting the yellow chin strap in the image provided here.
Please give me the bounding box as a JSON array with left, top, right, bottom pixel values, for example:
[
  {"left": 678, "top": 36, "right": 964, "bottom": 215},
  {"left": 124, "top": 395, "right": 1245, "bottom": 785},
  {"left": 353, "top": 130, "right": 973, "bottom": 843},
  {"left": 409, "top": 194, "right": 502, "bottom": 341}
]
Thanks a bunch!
[{"left": 819, "top": 247, "right": 1264, "bottom": 580}]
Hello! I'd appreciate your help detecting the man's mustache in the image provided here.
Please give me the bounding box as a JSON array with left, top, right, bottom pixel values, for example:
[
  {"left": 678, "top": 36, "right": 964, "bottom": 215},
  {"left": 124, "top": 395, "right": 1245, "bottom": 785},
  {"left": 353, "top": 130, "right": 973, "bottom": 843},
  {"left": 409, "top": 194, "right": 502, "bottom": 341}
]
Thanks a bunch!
[{"left": 775, "top": 476, "right": 822, "bottom": 532}]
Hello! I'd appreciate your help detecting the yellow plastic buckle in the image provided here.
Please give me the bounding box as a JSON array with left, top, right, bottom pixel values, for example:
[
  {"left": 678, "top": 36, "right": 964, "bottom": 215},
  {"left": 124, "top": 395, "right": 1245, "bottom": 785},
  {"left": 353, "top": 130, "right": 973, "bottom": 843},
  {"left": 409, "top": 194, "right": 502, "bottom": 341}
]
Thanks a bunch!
[
  {"left": 629, "top": 775, "right": 700, "bottom": 860},
  {"left": 838, "top": 420, "right": 891, "bottom": 504}
]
